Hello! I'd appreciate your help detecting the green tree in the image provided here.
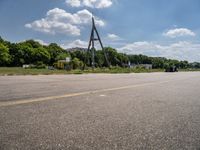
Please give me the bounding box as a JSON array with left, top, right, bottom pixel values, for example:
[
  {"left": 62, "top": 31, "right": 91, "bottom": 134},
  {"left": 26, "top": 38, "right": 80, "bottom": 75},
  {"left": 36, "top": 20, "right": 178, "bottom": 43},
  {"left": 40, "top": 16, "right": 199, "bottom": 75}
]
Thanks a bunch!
[
  {"left": 0, "top": 43, "right": 11, "bottom": 66},
  {"left": 47, "top": 43, "right": 65, "bottom": 65},
  {"left": 9, "top": 42, "right": 50, "bottom": 66},
  {"left": 179, "top": 61, "right": 189, "bottom": 69},
  {"left": 56, "top": 53, "right": 70, "bottom": 61},
  {"left": 117, "top": 53, "right": 129, "bottom": 67},
  {"left": 105, "top": 47, "right": 120, "bottom": 66},
  {"left": 128, "top": 54, "right": 152, "bottom": 65},
  {"left": 0, "top": 36, "right": 3, "bottom": 43},
  {"left": 151, "top": 57, "right": 166, "bottom": 68},
  {"left": 190, "top": 62, "right": 200, "bottom": 68},
  {"left": 70, "top": 58, "right": 84, "bottom": 69},
  {"left": 9, "top": 43, "right": 34, "bottom": 66},
  {"left": 70, "top": 50, "right": 87, "bottom": 62},
  {"left": 24, "top": 40, "right": 42, "bottom": 48},
  {"left": 33, "top": 47, "right": 51, "bottom": 64},
  {"left": 95, "top": 50, "right": 105, "bottom": 67}
]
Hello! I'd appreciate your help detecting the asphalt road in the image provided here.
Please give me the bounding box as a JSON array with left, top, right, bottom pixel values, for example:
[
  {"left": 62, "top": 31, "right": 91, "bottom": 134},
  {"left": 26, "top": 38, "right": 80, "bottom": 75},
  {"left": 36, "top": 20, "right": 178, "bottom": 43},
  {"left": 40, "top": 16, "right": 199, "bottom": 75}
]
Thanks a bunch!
[{"left": 0, "top": 72, "right": 200, "bottom": 149}]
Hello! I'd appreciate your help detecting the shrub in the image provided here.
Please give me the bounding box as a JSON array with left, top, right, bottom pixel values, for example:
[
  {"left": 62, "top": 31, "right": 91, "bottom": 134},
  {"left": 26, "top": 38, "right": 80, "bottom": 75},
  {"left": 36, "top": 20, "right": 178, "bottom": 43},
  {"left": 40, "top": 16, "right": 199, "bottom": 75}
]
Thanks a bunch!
[
  {"left": 34, "top": 61, "right": 46, "bottom": 69},
  {"left": 70, "top": 58, "right": 84, "bottom": 69}
]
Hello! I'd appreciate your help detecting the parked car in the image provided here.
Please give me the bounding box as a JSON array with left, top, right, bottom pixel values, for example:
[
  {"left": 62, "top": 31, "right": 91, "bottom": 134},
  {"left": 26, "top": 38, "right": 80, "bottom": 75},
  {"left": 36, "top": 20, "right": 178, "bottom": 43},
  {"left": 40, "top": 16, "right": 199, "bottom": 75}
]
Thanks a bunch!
[{"left": 165, "top": 66, "right": 178, "bottom": 72}]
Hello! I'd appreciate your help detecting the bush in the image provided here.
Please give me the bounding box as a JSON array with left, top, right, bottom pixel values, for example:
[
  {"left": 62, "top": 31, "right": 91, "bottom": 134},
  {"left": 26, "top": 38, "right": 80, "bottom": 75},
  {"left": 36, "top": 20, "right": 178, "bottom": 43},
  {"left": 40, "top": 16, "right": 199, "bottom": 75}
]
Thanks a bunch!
[
  {"left": 33, "top": 61, "right": 46, "bottom": 69},
  {"left": 0, "top": 43, "right": 11, "bottom": 66},
  {"left": 70, "top": 58, "right": 84, "bottom": 70}
]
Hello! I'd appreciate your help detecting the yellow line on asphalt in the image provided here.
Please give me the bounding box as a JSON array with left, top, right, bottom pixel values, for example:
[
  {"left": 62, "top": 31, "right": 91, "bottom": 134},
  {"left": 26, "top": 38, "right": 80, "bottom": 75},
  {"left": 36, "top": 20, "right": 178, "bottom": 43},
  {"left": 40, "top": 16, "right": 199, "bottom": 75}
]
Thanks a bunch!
[{"left": 0, "top": 81, "right": 170, "bottom": 107}]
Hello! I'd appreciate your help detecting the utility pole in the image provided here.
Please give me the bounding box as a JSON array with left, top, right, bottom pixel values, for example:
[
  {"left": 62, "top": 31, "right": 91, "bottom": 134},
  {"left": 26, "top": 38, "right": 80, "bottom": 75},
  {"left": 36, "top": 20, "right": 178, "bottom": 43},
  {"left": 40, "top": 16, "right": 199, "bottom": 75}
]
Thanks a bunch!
[{"left": 86, "top": 16, "right": 110, "bottom": 69}]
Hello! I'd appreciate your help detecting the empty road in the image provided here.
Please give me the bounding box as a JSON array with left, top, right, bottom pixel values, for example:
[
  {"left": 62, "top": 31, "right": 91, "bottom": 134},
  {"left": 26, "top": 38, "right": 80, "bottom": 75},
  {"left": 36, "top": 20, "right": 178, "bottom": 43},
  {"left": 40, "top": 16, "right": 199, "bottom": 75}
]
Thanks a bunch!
[{"left": 0, "top": 72, "right": 200, "bottom": 149}]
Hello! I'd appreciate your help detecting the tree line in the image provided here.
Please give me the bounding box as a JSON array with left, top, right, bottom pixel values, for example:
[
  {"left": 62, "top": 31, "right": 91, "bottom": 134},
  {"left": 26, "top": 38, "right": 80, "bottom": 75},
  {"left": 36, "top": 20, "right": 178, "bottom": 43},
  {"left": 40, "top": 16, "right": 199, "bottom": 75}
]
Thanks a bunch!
[{"left": 0, "top": 36, "right": 200, "bottom": 69}]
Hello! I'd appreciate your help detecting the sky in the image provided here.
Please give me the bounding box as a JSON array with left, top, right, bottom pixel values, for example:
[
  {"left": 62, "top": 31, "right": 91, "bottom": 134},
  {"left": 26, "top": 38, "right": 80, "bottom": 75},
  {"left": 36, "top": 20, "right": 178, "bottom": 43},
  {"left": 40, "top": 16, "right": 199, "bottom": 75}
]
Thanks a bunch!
[{"left": 0, "top": 0, "right": 200, "bottom": 62}]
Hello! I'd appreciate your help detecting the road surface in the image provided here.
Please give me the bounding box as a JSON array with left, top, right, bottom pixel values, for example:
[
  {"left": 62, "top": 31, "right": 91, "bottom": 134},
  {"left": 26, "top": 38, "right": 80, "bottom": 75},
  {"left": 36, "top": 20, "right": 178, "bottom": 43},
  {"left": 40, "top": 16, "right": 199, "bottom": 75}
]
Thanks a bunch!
[{"left": 0, "top": 72, "right": 200, "bottom": 149}]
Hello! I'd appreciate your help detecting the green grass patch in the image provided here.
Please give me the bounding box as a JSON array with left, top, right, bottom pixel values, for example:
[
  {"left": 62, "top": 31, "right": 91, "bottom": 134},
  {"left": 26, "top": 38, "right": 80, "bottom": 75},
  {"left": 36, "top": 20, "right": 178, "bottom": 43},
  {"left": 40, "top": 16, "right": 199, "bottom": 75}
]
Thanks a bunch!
[
  {"left": 0, "top": 67, "right": 69, "bottom": 76},
  {"left": 179, "top": 68, "right": 200, "bottom": 72},
  {"left": 0, "top": 67, "right": 165, "bottom": 76}
]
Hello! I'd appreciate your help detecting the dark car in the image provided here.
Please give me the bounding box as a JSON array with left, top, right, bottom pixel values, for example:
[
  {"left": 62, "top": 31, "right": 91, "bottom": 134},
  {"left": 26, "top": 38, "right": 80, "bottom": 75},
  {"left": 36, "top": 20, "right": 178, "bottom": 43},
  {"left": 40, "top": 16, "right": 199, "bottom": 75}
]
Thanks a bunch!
[{"left": 165, "top": 66, "right": 178, "bottom": 72}]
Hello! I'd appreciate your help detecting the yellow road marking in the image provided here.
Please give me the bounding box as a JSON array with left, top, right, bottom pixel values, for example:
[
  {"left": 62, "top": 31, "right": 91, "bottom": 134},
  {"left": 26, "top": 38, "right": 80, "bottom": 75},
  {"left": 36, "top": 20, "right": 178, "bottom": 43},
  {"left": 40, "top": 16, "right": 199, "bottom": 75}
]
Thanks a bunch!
[{"left": 0, "top": 80, "right": 170, "bottom": 107}]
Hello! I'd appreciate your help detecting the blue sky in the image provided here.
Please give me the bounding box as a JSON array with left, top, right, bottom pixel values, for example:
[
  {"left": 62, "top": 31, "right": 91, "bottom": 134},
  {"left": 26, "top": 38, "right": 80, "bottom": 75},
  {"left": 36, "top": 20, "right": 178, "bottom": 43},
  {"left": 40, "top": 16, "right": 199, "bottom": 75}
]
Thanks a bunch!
[{"left": 0, "top": 0, "right": 200, "bottom": 62}]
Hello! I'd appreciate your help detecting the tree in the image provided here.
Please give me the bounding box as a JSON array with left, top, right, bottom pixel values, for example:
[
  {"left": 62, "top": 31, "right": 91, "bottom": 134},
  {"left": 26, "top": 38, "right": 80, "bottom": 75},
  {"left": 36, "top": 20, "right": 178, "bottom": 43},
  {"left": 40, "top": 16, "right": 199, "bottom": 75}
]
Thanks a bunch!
[
  {"left": 9, "top": 43, "right": 35, "bottom": 66},
  {"left": 0, "top": 36, "right": 198, "bottom": 69},
  {"left": 190, "top": 62, "right": 200, "bottom": 68},
  {"left": 0, "top": 36, "right": 3, "bottom": 43},
  {"left": 9, "top": 42, "right": 50, "bottom": 66},
  {"left": 151, "top": 57, "right": 166, "bottom": 69},
  {"left": 70, "top": 58, "right": 84, "bottom": 69},
  {"left": 33, "top": 47, "right": 51, "bottom": 64},
  {"left": 105, "top": 47, "right": 120, "bottom": 66},
  {"left": 128, "top": 54, "right": 152, "bottom": 65},
  {"left": 24, "top": 40, "right": 42, "bottom": 48},
  {"left": 117, "top": 53, "right": 129, "bottom": 67},
  {"left": 0, "top": 36, "right": 11, "bottom": 47},
  {"left": 70, "top": 50, "right": 87, "bottom": 62},
  {"left": 179, "top": 61, "right": 189, "bottom": 69},
  {"left": 47, "top": 43, "right": 65, "bottom": 65},
  {"left": 95, "top": 50, "right": 105, "bottom": 67},
  {"left": 56, "top": 53, "right": 70, "bottom": 61},
  {"left": 0, "top": 43, "right": 11, "bottom": 66}
]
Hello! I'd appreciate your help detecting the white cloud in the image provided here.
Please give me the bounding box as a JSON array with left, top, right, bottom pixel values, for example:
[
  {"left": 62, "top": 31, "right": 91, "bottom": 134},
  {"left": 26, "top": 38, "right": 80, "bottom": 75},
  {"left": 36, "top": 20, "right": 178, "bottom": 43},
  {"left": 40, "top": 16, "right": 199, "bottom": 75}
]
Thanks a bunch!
[
  {"left": 95, "top": 0, "right": 112, "bottom": 8},
  {"left": 107, "top": 33, "right": 120, "bottom": 41},
  {"left": 163, "top": 28, "right": 196, "bottom": 38},
  {"left": 61, "top": 39, "right": 88, "bottom": 48},
  {"left": 25, "top": 8, "right": 105, "bottom": 36},
  {"left": 119, "top": 41, "right": 200, "bottom": 62},
  {"left": 66, "top": 0, "right": 113, "bottom": 8},
  {"left": 66, "top": 0, "right": 81, "bottom": 7},
  {"left": 76, "top": 9, "right": 105, "bottom": 26}
]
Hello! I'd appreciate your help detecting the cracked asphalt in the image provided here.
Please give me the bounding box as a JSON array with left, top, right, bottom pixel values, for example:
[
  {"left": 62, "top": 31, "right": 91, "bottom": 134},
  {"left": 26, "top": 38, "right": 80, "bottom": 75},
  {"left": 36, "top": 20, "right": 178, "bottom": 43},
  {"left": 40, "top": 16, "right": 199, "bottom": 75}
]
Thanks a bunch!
[{"left": 0, "top": 72, "right": 200, "bottom": 149}]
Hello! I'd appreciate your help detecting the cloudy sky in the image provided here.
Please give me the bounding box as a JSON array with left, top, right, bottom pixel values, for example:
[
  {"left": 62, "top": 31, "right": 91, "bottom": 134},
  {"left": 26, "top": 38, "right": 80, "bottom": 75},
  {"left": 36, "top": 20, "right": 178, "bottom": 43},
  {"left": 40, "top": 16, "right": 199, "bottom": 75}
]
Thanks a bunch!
[{"left": 0, "top": 0, "right": 200, "bottom": 62}]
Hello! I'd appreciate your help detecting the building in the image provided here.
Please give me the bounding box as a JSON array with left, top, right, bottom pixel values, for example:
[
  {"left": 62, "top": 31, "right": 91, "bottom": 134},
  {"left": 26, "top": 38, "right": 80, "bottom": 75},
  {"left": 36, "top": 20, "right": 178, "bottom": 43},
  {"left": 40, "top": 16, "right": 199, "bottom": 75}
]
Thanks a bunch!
[{"left": 54, "top": 57, "right": 71, "bottom": 70}]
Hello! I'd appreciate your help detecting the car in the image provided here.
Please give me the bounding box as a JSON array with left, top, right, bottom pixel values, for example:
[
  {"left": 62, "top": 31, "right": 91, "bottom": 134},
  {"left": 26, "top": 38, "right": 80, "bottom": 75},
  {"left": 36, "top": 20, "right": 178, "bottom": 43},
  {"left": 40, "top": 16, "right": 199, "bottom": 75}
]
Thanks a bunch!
[{"left": 165, "top": 66, "right": 178, "bottom": 72}]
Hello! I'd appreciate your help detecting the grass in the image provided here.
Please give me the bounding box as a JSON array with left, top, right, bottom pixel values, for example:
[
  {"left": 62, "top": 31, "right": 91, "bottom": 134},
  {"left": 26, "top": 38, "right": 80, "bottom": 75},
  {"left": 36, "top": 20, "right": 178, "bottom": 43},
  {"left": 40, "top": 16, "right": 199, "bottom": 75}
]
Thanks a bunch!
[
  {"left": 83, "top": 67, "right": 164, "bottom": 74},
  {"left": 1, "top": 67, "right": 199, "bottom": 76},
  {"left": 179, "top": 68, "right": 200, "bottom": 72},
  {"left": 0, "top": 67, "right": 165, "bottom": 76}
]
